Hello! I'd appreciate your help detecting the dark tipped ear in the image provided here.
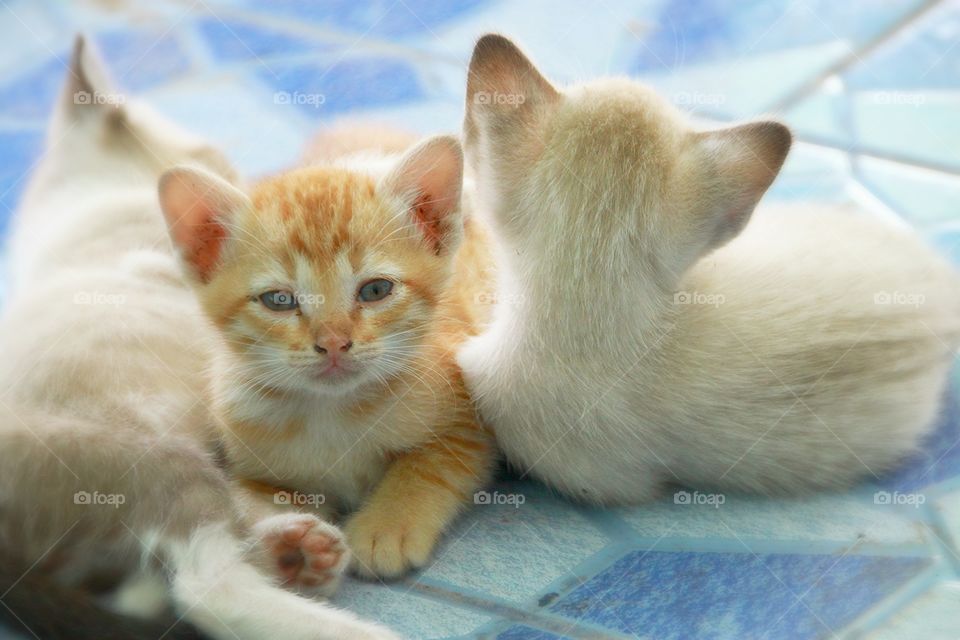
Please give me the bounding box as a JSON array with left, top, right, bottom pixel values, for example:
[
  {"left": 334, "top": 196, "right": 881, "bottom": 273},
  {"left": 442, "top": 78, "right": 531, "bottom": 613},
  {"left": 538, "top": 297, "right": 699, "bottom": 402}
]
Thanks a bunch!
[
  {"left": 465, "top": 34, "right": 559, "bottom": 125},
  {"left": 158, "top": 166, "right": 251, "bottom": 283},
  {"left": 381, "top": 135, "right": 464, "bottom": 255},
  {"left": 59, "top": 35, "right": 125, "bottom": 120},
  {"left": 694, "top": 121, "right": 792, "bottom": 250}
]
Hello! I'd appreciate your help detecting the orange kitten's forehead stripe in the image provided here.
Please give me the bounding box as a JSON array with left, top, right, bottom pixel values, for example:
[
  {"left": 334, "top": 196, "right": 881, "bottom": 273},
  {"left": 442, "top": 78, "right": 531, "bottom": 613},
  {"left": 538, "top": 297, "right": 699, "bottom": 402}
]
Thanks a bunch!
[{"left": 251, "top": 167, "right": 377, "bottom": 260}]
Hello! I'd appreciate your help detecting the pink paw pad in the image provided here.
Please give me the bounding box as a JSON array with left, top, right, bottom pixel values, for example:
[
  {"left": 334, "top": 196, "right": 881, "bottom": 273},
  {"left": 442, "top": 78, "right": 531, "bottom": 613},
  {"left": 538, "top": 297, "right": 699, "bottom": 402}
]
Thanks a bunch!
[{"left": 256, "top": 515, "right": 349, "bottom": 592}]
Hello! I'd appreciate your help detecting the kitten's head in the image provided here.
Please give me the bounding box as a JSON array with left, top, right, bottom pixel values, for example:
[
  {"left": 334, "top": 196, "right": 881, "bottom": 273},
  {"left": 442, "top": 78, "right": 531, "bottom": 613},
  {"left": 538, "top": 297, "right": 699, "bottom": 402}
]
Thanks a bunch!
[
  {"left": 158, "top": 136, "right": 463, "bottom": 397},
  {"left": 464, "top": 34, "right": 791, "bottom": 285}
]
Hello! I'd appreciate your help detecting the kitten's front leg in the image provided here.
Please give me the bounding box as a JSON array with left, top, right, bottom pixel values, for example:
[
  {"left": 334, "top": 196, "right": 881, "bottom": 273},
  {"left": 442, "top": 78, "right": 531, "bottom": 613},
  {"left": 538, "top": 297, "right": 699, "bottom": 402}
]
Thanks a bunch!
[
  {"left": 344, "top": 422, "right": 496, "bottom": 579},
  {"left": 235, "top": 480, "right": 350, "bottom": 597}
]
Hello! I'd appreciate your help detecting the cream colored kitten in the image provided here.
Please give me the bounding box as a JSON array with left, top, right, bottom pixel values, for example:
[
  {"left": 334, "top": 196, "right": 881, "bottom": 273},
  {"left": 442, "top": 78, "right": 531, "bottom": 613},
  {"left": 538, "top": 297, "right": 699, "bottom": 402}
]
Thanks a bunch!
[
  {"left": 0, "top": 37, "right": 397, "bottom": 640},
  {"left": 458, "top": 35, "right": 960, "bottom": 504}
]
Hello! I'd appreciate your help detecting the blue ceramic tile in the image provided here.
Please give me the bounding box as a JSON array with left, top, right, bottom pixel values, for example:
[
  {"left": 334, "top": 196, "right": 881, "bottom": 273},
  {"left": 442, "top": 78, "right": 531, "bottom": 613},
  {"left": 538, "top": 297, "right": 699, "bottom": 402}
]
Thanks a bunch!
[
  {"left": 935, "top": 489, "right": 960, "bottom": 561},
  {"left": 634, "top": 0, "right": 921, "bottom": 73},
  {"left": 616, "top": 490, "right": 928, "bottom": 551},
  {"left": 333, "top": 578, "right": 492, "bottom": 640},
  {"left": 414, "top": 479, "right": 610, "bottom": 606},
  {"left": 851, "top": 92, "right": 960, "bottom": 171},
  {"left": 549, "top": 550, "right": 931, "bottom": 639},
  {"left": 0, "top": 131, "right": 43, "bottom": 231},
  {"left": 866, "top": 582, "right": 960, "bottom": 639},
  {"left": 240, "top": 0, "right": 490, "bottom": 39},
  {"left": 496, "top": 626, "right": 571, "bottom": 640},
  {"left": 858, "top": 158, "right": 960, "bottom": 228},
  {"left": 842, "top": 4, "right": 960, "bottom": 170},
  {"left": 257, "top": 56, "right": 424, "bottom": 118},
  {"left": 764, "top": 145, "right": 851, "bottom": 202},
  {"left": 846, "top": 4, "right": 960, "bottom": 90},
  {"left": 197, "top": 18, "right": 330, "bottom": 61},
  {"left": 643, "top": 42, "right": 851, "bottom": 117},
  {"left": 931, "top": 230, "right": 960, "bottom": 269},
  {"left": 93, "top": 29, "right": 191, "bottom": 92},
  {"left": 784, "top": 86, "right": 854, "bottom": 146},
  {"left": 1, "top": 2, "right": 959, "bottom": 640},
  {"left": 879, "top": 385, "right": 960, "bottom": 492},
  {"left": 0, "top": 56, "right": 68, "bottom": 120}
]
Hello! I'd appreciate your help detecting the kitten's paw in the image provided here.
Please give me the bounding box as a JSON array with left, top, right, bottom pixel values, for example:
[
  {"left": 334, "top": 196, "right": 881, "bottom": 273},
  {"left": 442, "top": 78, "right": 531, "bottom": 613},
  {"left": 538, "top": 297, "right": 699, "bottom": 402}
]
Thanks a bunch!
[
  {"left": 250, "top": 513, "right": 350, "bottom": 596},
  {"left": 343, "top": 509, "right": 438, "bottom": 580}
]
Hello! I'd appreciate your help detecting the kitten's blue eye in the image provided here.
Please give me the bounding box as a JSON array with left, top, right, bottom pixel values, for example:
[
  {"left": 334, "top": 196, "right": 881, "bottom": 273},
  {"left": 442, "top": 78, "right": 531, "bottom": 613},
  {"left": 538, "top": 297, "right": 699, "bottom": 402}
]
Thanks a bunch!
[
  {"left": 358, "top": 279, "right": 393, "bottom": 302},
  {"left": 259, "top": 290, "right": 298, "bottom": 311}
]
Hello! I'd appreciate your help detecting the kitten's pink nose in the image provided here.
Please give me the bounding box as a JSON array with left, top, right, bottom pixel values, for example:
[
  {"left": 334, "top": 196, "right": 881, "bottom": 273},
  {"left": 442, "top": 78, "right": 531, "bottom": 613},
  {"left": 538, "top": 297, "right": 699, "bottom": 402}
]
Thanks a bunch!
[{"left": 314, "top": 337, "right": 353, "bottom": 355}]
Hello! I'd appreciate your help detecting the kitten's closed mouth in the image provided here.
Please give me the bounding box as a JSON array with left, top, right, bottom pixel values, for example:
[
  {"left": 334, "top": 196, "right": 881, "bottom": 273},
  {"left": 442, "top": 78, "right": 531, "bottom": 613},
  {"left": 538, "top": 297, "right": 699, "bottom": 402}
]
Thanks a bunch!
[{"left": 307, "top": 361, "right": 356, "bottom": 381}]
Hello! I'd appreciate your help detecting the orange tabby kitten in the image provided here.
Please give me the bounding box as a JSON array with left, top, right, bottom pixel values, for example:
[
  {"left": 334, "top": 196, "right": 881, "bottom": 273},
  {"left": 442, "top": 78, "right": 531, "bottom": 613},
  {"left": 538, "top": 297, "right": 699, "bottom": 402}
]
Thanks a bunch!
[{"left": 158, "top": 134, "right": 496, "bottom": 582}]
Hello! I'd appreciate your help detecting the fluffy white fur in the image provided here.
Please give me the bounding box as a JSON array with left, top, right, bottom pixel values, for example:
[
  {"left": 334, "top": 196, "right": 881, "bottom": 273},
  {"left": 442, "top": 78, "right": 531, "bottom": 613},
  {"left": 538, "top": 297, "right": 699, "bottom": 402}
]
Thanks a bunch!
[
  {"left": 458, "top": 35, "right": 960, "bottom": 504},
  {"left": 0, "top": 36, "right": 397, "bottom": 639}
]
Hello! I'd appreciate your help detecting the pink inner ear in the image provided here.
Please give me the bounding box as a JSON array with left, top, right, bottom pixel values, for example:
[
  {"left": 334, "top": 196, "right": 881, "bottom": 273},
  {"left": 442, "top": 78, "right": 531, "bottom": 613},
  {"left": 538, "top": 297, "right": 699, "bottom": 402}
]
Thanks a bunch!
[
  {"left": 187, "top": 219, "right": 228, "bottom": 283},
  {"left": 160, "top": 169, "right": 237, "bottom": 283},
  {"left": 412, "top": 191, "right": 452, "bottom": 254}
]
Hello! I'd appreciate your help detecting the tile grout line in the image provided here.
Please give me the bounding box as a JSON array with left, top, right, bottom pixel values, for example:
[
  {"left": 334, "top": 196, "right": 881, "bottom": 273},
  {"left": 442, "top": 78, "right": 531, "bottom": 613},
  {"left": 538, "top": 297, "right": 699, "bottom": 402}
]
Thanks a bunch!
[
  {"left": 405, "top": 578, "right": 634, "bottom": 640},
  {"left": 837, "top": 562, "right": 944, "bottom": 638},
  {"left": 921, "top": 502, "right": 960, "bottom": 576},
  {"left": 765, "top": 0, "right": 946, "bottom": 114}
]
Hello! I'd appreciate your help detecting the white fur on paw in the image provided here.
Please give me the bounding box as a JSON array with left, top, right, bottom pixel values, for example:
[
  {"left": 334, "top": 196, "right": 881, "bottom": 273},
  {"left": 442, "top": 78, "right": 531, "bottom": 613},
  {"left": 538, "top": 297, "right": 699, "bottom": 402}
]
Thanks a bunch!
[{"left": 251, "top": 513, "right": 350, "bottom": 597}]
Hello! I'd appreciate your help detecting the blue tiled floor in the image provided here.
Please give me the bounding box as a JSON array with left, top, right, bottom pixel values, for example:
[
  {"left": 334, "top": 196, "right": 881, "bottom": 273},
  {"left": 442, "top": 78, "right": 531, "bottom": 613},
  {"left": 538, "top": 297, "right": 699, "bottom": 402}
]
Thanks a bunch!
[{"left": 1, "top": 1, "right": 959, "bottom": 638}]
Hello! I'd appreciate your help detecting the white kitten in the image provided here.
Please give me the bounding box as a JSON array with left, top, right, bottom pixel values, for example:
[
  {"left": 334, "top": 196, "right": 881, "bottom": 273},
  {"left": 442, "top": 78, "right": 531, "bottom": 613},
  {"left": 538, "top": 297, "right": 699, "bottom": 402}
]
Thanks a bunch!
[
  {"left": 0, "top": 36, "right": 398, "bottom": 640},
  {"left": 458, "top": 35, "right": 960, "bottom": 504}
]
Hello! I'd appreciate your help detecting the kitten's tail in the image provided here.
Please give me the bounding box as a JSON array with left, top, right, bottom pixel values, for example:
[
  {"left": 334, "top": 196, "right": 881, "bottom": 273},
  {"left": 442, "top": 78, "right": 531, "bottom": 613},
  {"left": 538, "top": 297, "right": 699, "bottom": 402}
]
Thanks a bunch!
[
  {"left": 164, "top": 521, "right": 400, "bottom": 640},
  {"left": 301, "top": 120, "right": 420, "bottom": 165},
  {"left": 0, "top": 549, "right": 202, "bottom": 640},
  {"left": 0, "top": 405, "right": 401, "bottom": 640}
]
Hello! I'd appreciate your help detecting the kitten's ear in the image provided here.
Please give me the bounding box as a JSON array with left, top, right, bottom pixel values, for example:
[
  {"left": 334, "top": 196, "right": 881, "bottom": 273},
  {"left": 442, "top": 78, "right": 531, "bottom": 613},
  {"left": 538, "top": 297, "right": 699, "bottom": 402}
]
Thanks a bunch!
[
  {"left": 693, "top": 121, "right": 792, "bottom": 251},
  {"left": 158, "top": 165, "right": 251, "bottom": 283},
  {"left": 57, "top": 35, "right": 125, "bottom": 127},
  {"left": 465, "top": 34, "right": 559, "bottom": 128},
  {"left": 381, "top": 135, "right": 463, "bottom": 255}
]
